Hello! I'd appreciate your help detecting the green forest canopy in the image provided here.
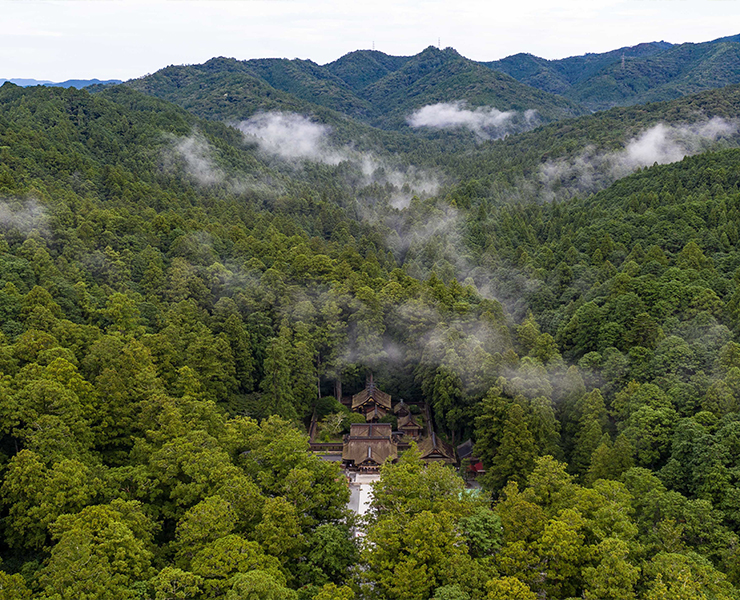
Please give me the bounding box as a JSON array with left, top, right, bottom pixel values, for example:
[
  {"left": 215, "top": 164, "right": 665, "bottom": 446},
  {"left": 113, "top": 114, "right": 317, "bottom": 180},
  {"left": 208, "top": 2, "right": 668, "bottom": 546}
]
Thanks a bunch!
[{"left": 2, "top": 68, "right": 740, "bottom": 598}]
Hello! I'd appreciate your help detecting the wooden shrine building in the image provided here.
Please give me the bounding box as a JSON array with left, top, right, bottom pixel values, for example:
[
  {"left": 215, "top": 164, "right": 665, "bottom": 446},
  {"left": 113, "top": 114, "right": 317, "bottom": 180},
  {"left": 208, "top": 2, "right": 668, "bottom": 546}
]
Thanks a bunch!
[
  {"left": 338, "top": 375, "right": 458, "bottom": 471},
  {"left": 397, "top": 413, "right": 423, "bottom": 439},
  {"left": 342, "top": 423, "right": 397, "bottom": 472},
  {"left": 418, "top": 432, "right": 456, "bottom": 465},
  {"left": 351, "top": 375, "right": 392, "bottom": 422},
  {"left": 393, "top": 400, "right": 410, "bottom": 418}
]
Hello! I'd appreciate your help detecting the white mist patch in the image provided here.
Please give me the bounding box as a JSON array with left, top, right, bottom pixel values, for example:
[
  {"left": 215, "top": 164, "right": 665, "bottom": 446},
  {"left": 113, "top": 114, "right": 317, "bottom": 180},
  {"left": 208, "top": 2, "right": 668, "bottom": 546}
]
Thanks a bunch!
[
  {"left": 407, "top": 102, "right": 540, "bottom": 139},
  {"left": 174, "top": 135, "right": 225, "bottom": 185},
  {"left": 0, "top": 199, "right": 47, "bottom": 233},
  {"left": 358, "top": 155, "right": 441, "bottom": 208},
  {"left": 615, "top": 119, "right": 737, "bottom": 175},
  {"left": 539, "top": 117, "right": 738, "bottom": 200},
  {"left": 237, "top": 113, "right": 344, "bottom": 164},
  {"left": 238, "top": 111, "right": 441, "bottom": 202},
  {"left": 167, "top": 133, "right": 281, "bottom": 195},
  {"left": 404, "top": 206, "right": 461, "bottom": 248}
]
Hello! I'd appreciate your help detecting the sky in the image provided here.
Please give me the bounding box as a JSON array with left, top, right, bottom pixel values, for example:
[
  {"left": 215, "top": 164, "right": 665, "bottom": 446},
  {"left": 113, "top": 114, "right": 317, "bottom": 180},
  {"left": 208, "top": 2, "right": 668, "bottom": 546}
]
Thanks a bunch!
[{"left": 2, "top": 0, "right": 740, "bottom": 81}]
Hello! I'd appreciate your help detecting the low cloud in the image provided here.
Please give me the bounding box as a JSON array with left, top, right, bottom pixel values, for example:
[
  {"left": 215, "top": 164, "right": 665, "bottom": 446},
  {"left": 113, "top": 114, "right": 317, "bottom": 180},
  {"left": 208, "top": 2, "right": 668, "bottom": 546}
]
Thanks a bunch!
[
  {"left": 237, "top": 113, "right": 344, "bottom": 164},
  {"left": 0, "top": 199, "right": 47, "bottom": 233},
  {"left": 169, "top": 123, "right": 439, "bottom": 206},
  {"left": 615, "top": 119, "right": 737, "bottom": 174},
  {"left": 356, "top": 155, "right": 441, "bottom": 209},
  {"left": 407, "top": 102, "right": 540, "bottom": 139},
  {"left": 337, "top": 293, "right": 508, "bottom": 396},
  {"left": 167, "top": 132, "right": 281, "bottom": 195},
  {"left": 237, "top": 111, "right": 441, "bottom": 201},
  {"left": 173, "top": 135, "right": 225, "bottom": 186},
  {"left": 539, "top": 118, "right": 738, "bottom": 200}
]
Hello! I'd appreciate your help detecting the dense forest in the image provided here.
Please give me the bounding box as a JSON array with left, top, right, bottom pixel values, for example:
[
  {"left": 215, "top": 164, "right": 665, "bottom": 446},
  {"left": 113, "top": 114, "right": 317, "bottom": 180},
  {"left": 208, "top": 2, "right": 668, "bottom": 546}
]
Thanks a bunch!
[
  {"left": 121, "top": 34, "right": 740, "bottom": 126},
  {"left": 3, "top": 36, "right": 740, "bottom": 598}
]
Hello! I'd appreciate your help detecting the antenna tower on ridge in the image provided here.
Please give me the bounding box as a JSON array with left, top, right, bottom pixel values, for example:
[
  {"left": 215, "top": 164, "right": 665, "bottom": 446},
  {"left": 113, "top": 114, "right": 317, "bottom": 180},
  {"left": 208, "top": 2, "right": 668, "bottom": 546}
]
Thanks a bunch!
[
  {"left": 438, "top": 37, "right": 441, "bottom": 48},
  {"left": 372, "top": 41, "right": 375, "bottom": 51}
]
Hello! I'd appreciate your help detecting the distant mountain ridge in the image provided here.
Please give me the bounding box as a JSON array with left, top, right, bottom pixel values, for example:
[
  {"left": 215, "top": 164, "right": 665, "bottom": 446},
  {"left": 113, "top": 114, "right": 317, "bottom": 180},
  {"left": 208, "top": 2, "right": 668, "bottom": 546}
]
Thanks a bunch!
[
  {"left": 0, "top": 78, "right": 122, "bottom": 88},
  {"left": 124, "top": 45, "right": 585, "bottom": 132},
  {"left": 487, "top": 35, "right": 740, "bottom": 110},
  {"left": 485, "top": 41, "right": 673, "bottom": 96},
  {"left": 117, "top": 32, "right": 740, "bottom": 135}
]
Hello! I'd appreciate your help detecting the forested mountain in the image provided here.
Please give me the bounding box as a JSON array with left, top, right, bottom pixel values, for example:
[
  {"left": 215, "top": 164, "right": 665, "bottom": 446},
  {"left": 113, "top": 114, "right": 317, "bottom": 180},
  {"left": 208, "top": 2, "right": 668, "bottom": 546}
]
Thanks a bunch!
[
  {"left": 121, "top": 53, "right": 740, "bottom": 191},
  {"left": 485, "top": 41, "right": 673, "bottom": 96},
  {"left": 346, "top": 46, "right": 583, "bottom": 127},
  {"left": 488, "top": 35, "right": 740, "bottom": 111},
  {"left": 434, "top": 84, "right": 740, "bottom": 202},
  {"left": 0, "top": 81, "right": 473, "bottom": 597},
  {"left": 4, "top": 32, "right": 740, "bottom": 598},
  {"left": 124, "top": 46, "right": 585, "bottom": 130},
  {"left": 120, "top": 35, "right": 740, "bottom": 135},
  {"left": 325, "top": 50, "right": 413, "bottom": 92},
  {"left": 568, "top": 40, "right": 740, "bottom": 110},
  {"left": 123, "top": 59, "right": 327, "bottom": 122}
]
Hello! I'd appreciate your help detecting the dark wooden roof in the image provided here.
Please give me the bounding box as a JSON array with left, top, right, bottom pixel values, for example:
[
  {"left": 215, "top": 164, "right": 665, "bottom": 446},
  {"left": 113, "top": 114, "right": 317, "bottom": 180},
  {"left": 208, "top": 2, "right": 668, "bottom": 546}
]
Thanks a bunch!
[
  {"left": 351, "top": 379, "right": 392, "bottom": 410},
  {"left": 398, "top": 414, "right": 422, "bottom": 431},
  {"left": 342, "top": 423, "right": 397, "bottom": 465},
  {"left": 418, "top": 433, "right": 456, "bottom": 463},
  {"left": 346, "top": 423, "right": 392, "bottom": 438},
  {"left": 365, "top": 404, "right": 387, "bottom": 422},
  {"left": 393, "top": 400, "right": 410, "bottom": 416},
  {"left": 456, "top": 439, "right": 474, "bottom": 460}
]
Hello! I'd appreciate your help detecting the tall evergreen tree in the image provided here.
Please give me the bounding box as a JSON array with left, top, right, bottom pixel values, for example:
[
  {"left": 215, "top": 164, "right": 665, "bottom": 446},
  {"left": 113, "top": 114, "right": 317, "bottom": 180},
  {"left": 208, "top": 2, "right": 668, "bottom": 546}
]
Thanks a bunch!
[{"left": 485, "top": 404, "right": 537, "bottom": 493}]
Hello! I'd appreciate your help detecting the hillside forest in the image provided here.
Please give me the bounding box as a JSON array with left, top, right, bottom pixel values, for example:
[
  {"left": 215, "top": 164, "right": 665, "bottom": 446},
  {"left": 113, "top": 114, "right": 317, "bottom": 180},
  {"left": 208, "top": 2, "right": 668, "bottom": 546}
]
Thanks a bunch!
[{"left": 3, "top": 36, "right": 740, "bottom": 599}]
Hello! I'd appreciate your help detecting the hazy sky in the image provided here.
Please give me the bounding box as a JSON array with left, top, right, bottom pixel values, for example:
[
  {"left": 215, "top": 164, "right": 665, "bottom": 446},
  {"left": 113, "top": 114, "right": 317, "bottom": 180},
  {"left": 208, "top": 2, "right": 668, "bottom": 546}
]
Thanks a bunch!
[{"left": 2, "top": 0, "right": 739, "bottom": 81}]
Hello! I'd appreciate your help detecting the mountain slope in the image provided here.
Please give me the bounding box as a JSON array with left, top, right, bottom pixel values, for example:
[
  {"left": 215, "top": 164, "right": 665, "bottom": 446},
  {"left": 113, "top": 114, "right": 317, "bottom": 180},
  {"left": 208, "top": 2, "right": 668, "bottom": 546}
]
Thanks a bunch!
[
  {"left": 124, "top": 60, "right": 321, "bottom": 122},
  {"left": 324, "top": 49, "right": 413, "bottom": 92},
  {"left": 359, "top": 46, "right": 586, "bottom": 127},
  {"left": 0, "top": 81, "right": 296, "bottom": 203},
  {"left": 568, "top": 40, "right": 740, "bottom": 110},
  {"left": 483, "top": 53, "right": 573, "bottom": 96},
  {"left": 238, "top": 57, "right": 377, "bottom": 119},
  {"left": 437, "top": 84, "right": 740, "bottom": 203},
  {"left": 486, "top": 41, "right": 671, "bottom": 96},
  {"left": 487, "top": 35, "right": 740, "bottom": 111},
  {"left": 124, "top": 47, "right": 586, "bottom": 133},
  {"left": 6, "top": 74, "right": 740, "bottom": 600},
  {"left": 127, "top": 56, "right": 377, "bottom": 123}
]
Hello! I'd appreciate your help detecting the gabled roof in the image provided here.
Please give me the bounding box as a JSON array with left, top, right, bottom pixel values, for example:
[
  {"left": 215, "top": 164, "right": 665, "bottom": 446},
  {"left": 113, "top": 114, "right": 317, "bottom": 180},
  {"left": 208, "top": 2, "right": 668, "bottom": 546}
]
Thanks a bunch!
[
  {"left": 365, "top": 404, "right": 387, "bottom": 422},
  {"left": 456, "top": 439, "right": 474, "bottom": 460},
  {"left": 346, "top": 423, "right": 393, "bottom": 438},
  {"left": 351, "top": 378, "right": 392, "bottom": 410},
  {"left": 393, "top": 400, "right": 410, "bottom": 415},
  {"left": 342, "top": 423, "right": 397, "bottom": 465},
  {"left": 418, "top": 432, "right": 456, "bottom": 463},
  {"left": 398, "top": 413, "right": 422, "bottom": 431}
]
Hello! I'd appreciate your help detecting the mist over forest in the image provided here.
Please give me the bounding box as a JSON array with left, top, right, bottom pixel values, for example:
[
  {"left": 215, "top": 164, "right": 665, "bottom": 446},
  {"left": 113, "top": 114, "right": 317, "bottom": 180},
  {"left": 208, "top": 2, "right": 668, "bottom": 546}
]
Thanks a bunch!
[{"left": 3, "top": 32, "right": 740, "bottom": 600}]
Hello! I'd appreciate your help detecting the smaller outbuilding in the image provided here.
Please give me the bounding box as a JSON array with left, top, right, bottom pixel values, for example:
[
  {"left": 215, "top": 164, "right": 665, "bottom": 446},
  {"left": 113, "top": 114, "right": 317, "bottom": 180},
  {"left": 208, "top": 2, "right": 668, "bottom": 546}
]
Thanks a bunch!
[
  {"left": 456, "top": 439, "right": 474, "bottom": 461},
  {"left": 418, "top": 432, "right": 456, "bottom": 465},
  {"left": 393, "top": 399, "right": 410, "bottom": 418},
  {"left": 397, "top": 413, "right": 423, "bottom": 439}
]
